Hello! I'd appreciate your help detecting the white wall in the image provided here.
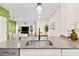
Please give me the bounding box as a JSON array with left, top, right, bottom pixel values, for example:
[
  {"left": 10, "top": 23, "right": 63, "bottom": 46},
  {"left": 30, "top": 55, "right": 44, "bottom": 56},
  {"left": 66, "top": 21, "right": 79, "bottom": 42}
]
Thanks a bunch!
[
  {"left": 48, "top": 5, "right": 60, "bottom": 37},
  {"left": 0, "top": 16, "right": 7, "bottom": 43},
  {"left": 60, "top": 4, "right": 79, "bottom": 36},
  {"left": 36, "top": 19, "right": 48, "bottom": 33},
  {"left": 48, "top": 3, "right": 79, "bottom": 37}
]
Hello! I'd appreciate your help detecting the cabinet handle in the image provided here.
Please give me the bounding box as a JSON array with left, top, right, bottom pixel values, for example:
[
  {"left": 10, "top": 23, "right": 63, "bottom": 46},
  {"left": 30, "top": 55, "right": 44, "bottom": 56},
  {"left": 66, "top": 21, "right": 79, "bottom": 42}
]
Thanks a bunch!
[{"left": 2, "top": 52, "right": 8, "bottom": 54}]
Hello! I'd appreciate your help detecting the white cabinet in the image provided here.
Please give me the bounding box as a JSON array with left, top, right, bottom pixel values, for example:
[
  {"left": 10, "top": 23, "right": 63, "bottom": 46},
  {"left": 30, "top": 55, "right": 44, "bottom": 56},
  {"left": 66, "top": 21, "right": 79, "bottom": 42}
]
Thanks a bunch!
[
  {"left": 0, "top": 16, "right": 7, "bottom": 43},
  {"left": 62, "top": 49, "right": 79, "bottom": 56},
  {"left": 20, "top": 49, "right": 79, "bottom": 56},
  {"left": 20, "top": 49, "right": 61, "bottom": 56}
]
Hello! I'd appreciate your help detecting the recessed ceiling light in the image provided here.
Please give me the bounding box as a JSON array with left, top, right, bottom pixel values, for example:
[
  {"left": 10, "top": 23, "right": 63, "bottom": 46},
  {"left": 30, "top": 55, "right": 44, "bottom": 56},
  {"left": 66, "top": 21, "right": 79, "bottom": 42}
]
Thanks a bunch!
[{"left": 38, "top": 15, "right": 41, "bottom": 19}]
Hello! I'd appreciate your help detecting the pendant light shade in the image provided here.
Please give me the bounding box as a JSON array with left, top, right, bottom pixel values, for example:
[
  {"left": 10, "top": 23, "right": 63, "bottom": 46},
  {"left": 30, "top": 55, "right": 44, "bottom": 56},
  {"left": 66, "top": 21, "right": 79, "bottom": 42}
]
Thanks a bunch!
[{"left": 36, "top": 3, "right": 43, "bottom": 14}]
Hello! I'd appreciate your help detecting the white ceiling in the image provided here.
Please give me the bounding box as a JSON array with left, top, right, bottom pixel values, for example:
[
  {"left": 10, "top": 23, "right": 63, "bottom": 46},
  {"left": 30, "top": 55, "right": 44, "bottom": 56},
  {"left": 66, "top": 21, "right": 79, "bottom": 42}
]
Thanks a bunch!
[{"left": 0, "top": 3, "right": 60, "bottom": 21}]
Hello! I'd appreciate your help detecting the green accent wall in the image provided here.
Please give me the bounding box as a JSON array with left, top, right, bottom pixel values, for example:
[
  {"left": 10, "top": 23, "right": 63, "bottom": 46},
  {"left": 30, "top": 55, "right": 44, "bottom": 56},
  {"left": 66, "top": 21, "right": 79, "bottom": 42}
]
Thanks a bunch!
[
  {"left": 0, "top": 6, "right": 9, "bottom": 40},
  {"left": 0, "top": 6, "right": 16, "bottom": 40},
  {"left": 9, "top": 20, "right": 16, "bottom": 33},
  {"left": 8, "top": 19, "right": 16, "bottom": 39},
  {"left": 0, "top": 6, "right": 9, "bottom": 17}
]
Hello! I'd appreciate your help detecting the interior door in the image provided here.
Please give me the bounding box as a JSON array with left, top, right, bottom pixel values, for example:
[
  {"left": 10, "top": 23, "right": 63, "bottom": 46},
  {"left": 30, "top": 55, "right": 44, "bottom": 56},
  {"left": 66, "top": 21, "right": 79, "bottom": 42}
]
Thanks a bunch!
[{"left": 0, "top": 16, "right": 7, "bottom": 43}]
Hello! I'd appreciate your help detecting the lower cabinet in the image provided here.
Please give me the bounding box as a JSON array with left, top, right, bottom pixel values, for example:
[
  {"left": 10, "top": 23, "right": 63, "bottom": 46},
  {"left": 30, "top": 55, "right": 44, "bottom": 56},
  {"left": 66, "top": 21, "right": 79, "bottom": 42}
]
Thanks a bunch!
[
  {"left": 20, "top": 49, "right": 61, "bottom": 56},
  {"left": 20, "top": 49, "right": 79, "bottom": 56},
  {"left": 0, "top": 48, "right": 79, "bottom": 56},
  {"left": 0, "top": 48, "right": 19, "bottom": 56},
  {"left": 62, "top": 49, "right": 79, "bottom": 56}
]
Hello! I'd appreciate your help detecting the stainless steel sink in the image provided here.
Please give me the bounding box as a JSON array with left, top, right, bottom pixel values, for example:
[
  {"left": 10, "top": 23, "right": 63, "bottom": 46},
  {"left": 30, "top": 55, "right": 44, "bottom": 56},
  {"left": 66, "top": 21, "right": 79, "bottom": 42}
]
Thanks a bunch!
[{"left": 26, "top": 40, "right": 53, "bottom": 47}]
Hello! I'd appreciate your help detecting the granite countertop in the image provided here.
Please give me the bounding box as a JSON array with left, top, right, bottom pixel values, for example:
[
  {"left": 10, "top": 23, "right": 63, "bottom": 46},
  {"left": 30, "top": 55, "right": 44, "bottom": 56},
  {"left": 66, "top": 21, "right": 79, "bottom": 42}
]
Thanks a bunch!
[{"left": 0, "top": 36, "right": 79, "bottom": 49}]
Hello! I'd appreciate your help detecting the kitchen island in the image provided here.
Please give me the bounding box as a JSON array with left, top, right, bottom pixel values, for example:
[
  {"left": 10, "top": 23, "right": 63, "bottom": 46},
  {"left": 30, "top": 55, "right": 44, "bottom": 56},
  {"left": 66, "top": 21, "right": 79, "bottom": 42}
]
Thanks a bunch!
[
  {"left": 0, "top": 36, "right": 79, "bottom": 56},
  {"left": 0, "top": 36, "right": 79, "bottom": 48}
]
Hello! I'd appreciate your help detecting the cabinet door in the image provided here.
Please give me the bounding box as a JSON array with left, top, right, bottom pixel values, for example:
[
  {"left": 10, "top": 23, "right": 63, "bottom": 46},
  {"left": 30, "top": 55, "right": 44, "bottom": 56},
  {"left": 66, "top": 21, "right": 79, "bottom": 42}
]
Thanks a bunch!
[
  {"left": 0, "top": 48, "right": 19, "bottom": 56},
  {"left": 62, "top": 49, "right": 79, "bottom": 56},
  {"left": 20, "top": 49, "right": 61, "bottom": 56},
  {"left": 0, "top": 16, "right": 7, "bottom": 43}
]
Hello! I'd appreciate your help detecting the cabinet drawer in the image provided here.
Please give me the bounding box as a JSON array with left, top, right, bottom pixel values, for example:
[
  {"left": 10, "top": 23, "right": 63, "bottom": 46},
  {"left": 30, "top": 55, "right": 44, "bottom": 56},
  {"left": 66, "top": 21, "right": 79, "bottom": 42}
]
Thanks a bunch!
[
  {"left": 62, "top": 49, "right": 79, "bottom": 56},
  {"left": 20, "top": 49, "right": 61, "bottom": 56}
]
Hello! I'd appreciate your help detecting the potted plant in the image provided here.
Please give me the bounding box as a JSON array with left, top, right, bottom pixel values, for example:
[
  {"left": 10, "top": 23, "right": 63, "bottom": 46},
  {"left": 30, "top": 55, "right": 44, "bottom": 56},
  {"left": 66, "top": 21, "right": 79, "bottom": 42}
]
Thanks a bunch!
[
  {"left": 70, "top": 29, "right": 77, "bottom": 41},
  {"left": 44, "top": 24, "right": 48, "bottom": 36}
]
